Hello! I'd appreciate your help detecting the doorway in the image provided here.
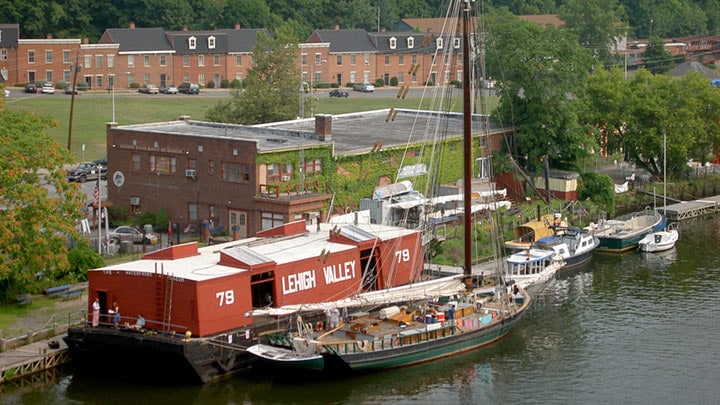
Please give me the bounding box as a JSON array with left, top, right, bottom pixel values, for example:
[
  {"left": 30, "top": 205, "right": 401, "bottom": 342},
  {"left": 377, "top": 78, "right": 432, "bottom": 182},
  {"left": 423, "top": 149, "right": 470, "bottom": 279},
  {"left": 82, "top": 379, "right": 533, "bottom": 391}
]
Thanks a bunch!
[{"left": 228, "top": 210, "right": 247, "bottom": 239}]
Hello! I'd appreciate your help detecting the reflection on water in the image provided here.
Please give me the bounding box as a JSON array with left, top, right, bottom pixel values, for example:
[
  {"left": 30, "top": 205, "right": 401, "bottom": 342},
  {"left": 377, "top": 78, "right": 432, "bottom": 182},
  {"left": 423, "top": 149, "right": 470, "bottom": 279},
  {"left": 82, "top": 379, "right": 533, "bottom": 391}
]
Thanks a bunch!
[{"left": 3, "top": 216, "right": 720, "bottom": 404}]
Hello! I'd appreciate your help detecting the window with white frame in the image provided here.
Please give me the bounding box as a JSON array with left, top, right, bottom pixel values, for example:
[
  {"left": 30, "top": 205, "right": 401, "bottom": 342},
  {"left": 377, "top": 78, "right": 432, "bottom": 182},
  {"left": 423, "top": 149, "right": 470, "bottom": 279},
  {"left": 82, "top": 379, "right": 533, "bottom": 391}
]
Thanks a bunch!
[
  {"left": 96, "top": 55, "right": 103, "bottom": 68},
  {"left": 301, "top": 54, "right": 307, "bottom": 65},
  {"left": 198, "top": 73, "right": 205, "bottom": 85},
  {"left": 389, "top": 37, "right": 397, "bottom": 49},
  {"left": 84, "top": 55, "right": 91, "bottom": 68},
  {"left": 28, "top": 50, "right": 35, "bottom": 64},
  {"left": 213, "top": 54, "right": 219, "bottom": 66},
  {"left": 144, "top": 73, "right": 150, "bottom": 84},
  {"left": 235, "top": 72, "right": 243, "bottom": 82},
  {"left": 1, "top": 49, "right": 7, "bottom": 60},
  {"left": 261, "top": 212, "right": 284, "bottom": 230},
  {"left": 96, "top": 75, "right": 103, "bottom": 88},
  {"left": 188, "top": 203, "right": 198, "bottom": 221},
  {"left": 198, "top": 55, "right": 204, "bottom": 66},
  {"left": 350, "top": 72, "right": 356, "bottom": 83},
  {"left": 236, "top": 55, "right": 242, "bottom": 66},
  {"left": 108, "top": 54, "right": 114, "bottom": 67},
  {"left": 436, "top": 38, "right": 443, "bottom": 49},
  {"left": 407, "top": 37, "right": 414, "bottom": 48},
  {"left": 189, "top": 36, "right": 196, "bottom": 49},
  {"left": 183, "top": 55, "right": 189, "bottom": 67},
  {"left": 398, "top": 54, "right": 404, "bottom": 65},
  {"left": 63, "top": 50, "right": 70, "bottom": 63},
  {"left": 208, "top": 36, "right": 216, "bottom": 49},
  {"left": 128, "top": 55, "right": 134, "bottom": 67},
  {"left": 384, "top": 55, "right": 390, "bottom": 65},
  {"left": 453, "top": 38, "right": 461, "bottom": 49},
  {"left": 144, "top": 55, "right": 150, "bottom": 67},
  {"left": 159, "top": 55, "right": 165, "bottom": 66},
  {"left": 350, "top": 54, "right": 356, "bottom": 65},
  {"left": 337, "top": 54, "right": 342, "bottom": 65},
  {"left": 364, "top": 53, "right": 370, "bottom": 65},
  {"left": 45, "top": 50, "right": 52, "bottom": 63}
]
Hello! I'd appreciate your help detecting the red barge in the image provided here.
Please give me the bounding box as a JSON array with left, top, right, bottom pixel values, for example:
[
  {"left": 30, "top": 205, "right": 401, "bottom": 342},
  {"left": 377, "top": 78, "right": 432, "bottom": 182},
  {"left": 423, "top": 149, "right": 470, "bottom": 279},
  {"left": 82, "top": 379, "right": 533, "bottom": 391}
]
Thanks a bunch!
[{"left": 64, "top": 218, "right": 424, "bottom": 383}]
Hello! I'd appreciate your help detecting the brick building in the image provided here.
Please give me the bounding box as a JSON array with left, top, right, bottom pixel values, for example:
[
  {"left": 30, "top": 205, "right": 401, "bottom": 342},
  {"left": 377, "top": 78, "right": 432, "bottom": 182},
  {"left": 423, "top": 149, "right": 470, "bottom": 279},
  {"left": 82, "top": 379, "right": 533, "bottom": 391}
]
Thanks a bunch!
[{"left": 106, "top": 110, "right": 512, "bottom": 238}]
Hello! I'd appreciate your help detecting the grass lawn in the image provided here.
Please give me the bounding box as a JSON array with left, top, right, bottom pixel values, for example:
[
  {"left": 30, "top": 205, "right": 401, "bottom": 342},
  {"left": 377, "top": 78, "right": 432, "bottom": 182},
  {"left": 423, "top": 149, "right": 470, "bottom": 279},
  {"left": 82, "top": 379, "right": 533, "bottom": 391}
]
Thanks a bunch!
[
  {"left": 0, "top": 297, "right": 57, "bottom": 331},
  {"left": 6, "top": 89, "right": 494, "bottom": 161}
]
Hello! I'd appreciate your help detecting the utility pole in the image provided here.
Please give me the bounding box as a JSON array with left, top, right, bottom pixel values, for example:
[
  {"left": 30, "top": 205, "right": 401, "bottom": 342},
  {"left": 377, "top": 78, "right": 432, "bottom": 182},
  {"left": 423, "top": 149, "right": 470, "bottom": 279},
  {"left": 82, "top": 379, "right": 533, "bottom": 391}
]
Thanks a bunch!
[{"left": 67, "top": 52, "right": 81, "bottom": 151}]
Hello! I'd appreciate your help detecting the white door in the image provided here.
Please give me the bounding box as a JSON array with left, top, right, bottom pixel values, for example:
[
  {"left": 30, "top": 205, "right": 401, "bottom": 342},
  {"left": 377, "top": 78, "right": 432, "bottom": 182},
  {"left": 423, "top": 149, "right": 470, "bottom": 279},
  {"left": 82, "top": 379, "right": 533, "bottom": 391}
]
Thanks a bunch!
[{"left": 229, "top": 210, "right": 247, "bottom": 239}]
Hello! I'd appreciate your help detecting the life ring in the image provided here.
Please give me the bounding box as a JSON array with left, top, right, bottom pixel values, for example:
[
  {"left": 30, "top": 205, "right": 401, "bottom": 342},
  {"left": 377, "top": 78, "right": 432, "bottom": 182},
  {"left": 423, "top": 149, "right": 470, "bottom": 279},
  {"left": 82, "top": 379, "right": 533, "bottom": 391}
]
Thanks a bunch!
[
  {"left": 357, "top": 340, "right": 370, "bottom": 351},
  {"left": 315, "top": 321, "right": 324, "bottom": 331}
]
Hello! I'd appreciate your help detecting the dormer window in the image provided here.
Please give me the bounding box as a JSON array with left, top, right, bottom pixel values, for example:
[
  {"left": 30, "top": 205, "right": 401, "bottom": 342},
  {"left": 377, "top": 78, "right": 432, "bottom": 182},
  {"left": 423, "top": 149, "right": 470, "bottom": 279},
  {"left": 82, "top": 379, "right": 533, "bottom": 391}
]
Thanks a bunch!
[
  {"left": 436, "top": 37, "right": 443, "bottom": 49},
  {"left": 189, "top": 36, "right": 197, "bottom": 50},
  {"left": 208, "top": 36, "right": 216, "bottom": 49},
  {"left": 407, "top": 37, "right": 414, "bottom": 49},
  {"left": 453, "top": 37, "right": 461, "bottom": 49},
  {"left": 389, "top": 37, "right": 397, "bottom": 49}
]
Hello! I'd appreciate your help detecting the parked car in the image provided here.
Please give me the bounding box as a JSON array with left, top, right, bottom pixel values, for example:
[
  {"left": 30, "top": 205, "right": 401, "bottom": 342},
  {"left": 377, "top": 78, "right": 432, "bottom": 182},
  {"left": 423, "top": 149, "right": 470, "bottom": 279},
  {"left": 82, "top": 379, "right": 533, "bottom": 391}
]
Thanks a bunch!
[
  {"left": 139, "top": 84, "right": 159, "bottom": 94},
  {"left": 65, "top": 85, "right": 79, "bottom": 94},
  {"left": 3, "top": 89, "right": 9, "bottom": 98},
  {"left": 108, "top": 226, "right": 158, "bottom": 244},
  {"left": 159, "top": 84, "right": 178, "bottom": 94},
  {"left": 353, "top": 82, "right": 375, "bottom": 92},
  {"left": 178, "top": 82, "right": 200, "bottom": 94},
  {"left": 41, "top": 82, "right": 55, "bottom": 94},
  {"left": 24, "top": 82, "right": 38, "bottom": 93},
  {"left": 329, "top": 89, "right": 349, "bottom": 98}
]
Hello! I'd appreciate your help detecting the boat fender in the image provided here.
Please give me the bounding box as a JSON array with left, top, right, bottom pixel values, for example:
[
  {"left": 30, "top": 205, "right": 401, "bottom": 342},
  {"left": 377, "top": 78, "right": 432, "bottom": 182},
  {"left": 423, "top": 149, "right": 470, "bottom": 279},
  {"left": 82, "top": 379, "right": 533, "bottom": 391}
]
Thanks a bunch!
[
  {"left": 357, "top": 340, "right": 370, "bottom": 351},
  {"left": 395, "top": 337, "right": 401, "bottom": 346},
  {"left": 492, "top": 311, "right": 498, "bottom": 319},
  {"left": 316, "top": 321, "right": 324, "bottom": 331}
]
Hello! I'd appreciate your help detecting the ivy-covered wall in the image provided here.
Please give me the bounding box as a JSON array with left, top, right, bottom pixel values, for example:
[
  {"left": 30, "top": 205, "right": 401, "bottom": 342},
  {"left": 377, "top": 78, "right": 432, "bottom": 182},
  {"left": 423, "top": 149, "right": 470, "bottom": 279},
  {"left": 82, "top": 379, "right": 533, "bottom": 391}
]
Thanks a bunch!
[{"left": 330, "top": 136, "right": 476, "bottom": 211}]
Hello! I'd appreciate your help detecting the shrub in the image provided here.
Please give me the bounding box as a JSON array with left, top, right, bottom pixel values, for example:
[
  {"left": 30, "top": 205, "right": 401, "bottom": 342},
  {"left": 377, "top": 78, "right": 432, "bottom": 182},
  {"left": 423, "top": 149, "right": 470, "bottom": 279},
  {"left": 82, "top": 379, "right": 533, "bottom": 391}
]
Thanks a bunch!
[
  {"left": 207, "top": 81, "right": 215, "bottom": 89},
  {"left": 129, "top": 82, "right": 140, "bottom": 89},
  {"left": 374, "top": 79, "right": 384, "bottom": 87},
  {"left": 346, "top": 82, "right": 356, "bottom": 88},
  {"left": 389, "top": 77, "right": 398, "bottom": 86},
  {"left": 220, "top": 79, "right": 230, "bottom": 88},
  {"left": 77, "top": 81, "right": 90, "bottom": 90},
  {"left": 330, "top": 82, "right": 339, "bottom": 88},
  {"left": 231, "top": 79, "right": 242, "bottom": 89}
]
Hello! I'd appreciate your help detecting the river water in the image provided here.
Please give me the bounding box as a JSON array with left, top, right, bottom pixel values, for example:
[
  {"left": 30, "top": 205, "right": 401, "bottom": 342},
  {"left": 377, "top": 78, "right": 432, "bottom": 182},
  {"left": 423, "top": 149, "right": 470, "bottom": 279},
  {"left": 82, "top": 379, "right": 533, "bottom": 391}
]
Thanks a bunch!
[{"left": 2, "top": 215, "right": 719, "bottom": 405}]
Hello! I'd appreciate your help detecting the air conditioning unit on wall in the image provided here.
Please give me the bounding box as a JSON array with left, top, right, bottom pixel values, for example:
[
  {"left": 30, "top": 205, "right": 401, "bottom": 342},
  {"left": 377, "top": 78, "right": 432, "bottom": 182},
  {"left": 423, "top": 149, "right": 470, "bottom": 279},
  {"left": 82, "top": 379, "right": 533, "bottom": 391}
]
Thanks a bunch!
[
  {"left": 130, "top": 197, "right": 140, "bottom": 205},
  {"left": 281, "top": 175, "right": 291, "bottom": 181},
  {"left": 185, "top": 169, "right": 197, "bottom": 178}
]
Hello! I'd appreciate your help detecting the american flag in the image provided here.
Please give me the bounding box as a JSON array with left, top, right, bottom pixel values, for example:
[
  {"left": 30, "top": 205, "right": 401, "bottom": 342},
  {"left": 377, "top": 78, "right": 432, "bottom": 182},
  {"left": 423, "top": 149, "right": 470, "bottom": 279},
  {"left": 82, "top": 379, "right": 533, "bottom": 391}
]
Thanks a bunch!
[{"left": 93, "top": 181, "right": 99, "bottom": 206}]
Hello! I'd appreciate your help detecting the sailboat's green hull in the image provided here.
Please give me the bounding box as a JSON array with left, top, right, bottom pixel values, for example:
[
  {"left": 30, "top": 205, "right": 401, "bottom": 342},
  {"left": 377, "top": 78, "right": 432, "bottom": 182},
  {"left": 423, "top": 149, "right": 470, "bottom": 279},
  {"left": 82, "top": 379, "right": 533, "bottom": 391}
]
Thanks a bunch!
[{"left": 332, "top": 315, "right": 520, "bottom": 371}]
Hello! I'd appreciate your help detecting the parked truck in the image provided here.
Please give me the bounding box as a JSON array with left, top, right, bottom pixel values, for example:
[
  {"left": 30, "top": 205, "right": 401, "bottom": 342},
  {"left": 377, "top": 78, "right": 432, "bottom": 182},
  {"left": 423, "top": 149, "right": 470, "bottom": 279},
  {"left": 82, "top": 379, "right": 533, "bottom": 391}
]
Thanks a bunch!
[{"left": 66, "top": 162, "right": 107, "bottom": 183}]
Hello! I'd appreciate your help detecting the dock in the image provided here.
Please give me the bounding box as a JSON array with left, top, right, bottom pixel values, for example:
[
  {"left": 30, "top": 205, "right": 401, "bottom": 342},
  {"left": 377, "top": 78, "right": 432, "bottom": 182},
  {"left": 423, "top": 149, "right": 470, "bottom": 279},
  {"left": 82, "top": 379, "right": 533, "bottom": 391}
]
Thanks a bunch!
[
  {"left": 663, "top": 195, "right": 720, "bottom": 221},
  {"left": 0, "top": 336, "right": 71, "bottom": 384}
]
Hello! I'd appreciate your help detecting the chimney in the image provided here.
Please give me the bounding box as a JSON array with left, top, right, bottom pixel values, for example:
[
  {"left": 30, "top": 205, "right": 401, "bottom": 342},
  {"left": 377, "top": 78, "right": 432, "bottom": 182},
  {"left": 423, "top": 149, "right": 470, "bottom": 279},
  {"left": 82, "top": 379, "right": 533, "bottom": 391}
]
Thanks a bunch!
[
  {"left": 315, "top": 115, "right": 332, "bottom": 141},
  {"left": 129, "top": 21, "right": 135, "bottom": 29},
  {"left": 83, "top": 38, "right": 89, "bottom": 44},
  {"left": 46, "top": 33, "right": 53, "bottom": 39},
  {"left": 334, "top": 24, "right": 340, "bottom": 30},
  {"left": 234, "top": 23, "right": 241, "bottom": 30},
  {"left": 182, "top": 27, "right": 188, "bottom": 32}
]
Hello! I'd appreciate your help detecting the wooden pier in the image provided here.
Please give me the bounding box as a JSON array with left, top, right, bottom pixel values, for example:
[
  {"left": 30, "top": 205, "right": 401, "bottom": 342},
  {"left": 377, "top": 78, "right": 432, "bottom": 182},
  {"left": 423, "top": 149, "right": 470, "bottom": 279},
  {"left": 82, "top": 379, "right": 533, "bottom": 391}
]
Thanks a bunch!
[
  {"left": 0, "top": 336, "right": 71, "bottom": 384},
  {"left": 663, "top": 195, "right": 720, "bottom": 221}
]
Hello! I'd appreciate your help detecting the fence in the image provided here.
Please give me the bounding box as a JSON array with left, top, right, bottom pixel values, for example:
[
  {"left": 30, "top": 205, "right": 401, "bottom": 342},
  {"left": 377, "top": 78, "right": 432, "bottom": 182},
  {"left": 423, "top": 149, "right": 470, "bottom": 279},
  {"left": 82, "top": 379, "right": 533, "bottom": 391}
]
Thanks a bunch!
[{"left": 0, "top": 310, "right": 86, "bottom": 352}]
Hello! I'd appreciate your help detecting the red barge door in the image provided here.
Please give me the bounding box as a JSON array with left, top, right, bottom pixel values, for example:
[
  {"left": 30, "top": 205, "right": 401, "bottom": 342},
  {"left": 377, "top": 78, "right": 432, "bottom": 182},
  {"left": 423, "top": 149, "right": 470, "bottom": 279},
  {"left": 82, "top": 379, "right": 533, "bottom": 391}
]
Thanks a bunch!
[{"left": 250, "top": 271, "right": 275, "bottom": 307}]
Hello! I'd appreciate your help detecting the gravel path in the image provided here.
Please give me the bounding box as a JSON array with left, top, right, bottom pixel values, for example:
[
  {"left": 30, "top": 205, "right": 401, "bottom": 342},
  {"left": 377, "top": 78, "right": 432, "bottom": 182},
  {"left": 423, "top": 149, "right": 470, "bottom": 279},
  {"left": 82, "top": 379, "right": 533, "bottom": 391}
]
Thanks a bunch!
[{"left": 4, "top": 284, "right": 88, "bottom": 337}]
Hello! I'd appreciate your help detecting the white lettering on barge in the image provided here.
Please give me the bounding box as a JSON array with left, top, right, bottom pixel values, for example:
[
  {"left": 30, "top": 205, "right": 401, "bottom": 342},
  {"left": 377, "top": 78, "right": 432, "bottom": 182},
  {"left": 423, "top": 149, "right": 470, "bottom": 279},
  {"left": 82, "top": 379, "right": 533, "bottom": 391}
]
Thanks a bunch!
[
  {"left": 282, "top": 270, "right": 316, "bottom": 295},
  {"left": 323, "top": 260, "right": 356, "bottom": 284}
]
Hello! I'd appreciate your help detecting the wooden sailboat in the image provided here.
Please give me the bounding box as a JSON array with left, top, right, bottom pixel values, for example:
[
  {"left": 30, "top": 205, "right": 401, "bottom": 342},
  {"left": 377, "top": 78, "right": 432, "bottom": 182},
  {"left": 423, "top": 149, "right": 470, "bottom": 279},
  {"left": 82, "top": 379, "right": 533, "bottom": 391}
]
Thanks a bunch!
[
  {"left": 638, "top": 131, "right": 679, "bottom": 252},
  {"left": 247, "top": 0, "right": 531, "bottom": 373}
]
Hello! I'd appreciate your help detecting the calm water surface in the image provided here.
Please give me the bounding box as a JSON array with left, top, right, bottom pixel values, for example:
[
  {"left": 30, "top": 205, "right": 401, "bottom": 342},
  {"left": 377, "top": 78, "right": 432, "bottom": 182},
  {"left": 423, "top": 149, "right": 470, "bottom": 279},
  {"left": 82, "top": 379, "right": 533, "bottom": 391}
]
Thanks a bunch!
[{"left": 2, "top": 216, "right": 719, "bottom": 405}]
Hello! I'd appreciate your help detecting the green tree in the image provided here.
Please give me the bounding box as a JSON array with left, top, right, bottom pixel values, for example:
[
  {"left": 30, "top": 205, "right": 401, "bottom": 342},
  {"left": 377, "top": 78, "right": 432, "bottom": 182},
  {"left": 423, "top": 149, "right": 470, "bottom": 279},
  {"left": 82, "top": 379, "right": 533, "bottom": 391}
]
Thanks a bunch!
[
  {"left": 206, "top": 25, "right": 301, "bottom": 124},
  {"left": 643, "top": 36, "right": 675, "bottom": 74},
  {"left": 486, "top": 11, "right": 595, "bottom": 172},
  {"left": 559, "top": 0, "right": 627, "bottom": 67},
  {"left": 0, "top": 110, "right": 87, "bottom": 301}
]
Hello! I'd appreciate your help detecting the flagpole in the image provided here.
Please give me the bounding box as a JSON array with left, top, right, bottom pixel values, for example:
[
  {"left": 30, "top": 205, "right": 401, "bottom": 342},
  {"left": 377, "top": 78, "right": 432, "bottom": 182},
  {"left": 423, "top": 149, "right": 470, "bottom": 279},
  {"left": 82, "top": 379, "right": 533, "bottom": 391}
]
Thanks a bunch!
[{"left": 96, "top": 176, "right": 102, "bottom": 254}]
